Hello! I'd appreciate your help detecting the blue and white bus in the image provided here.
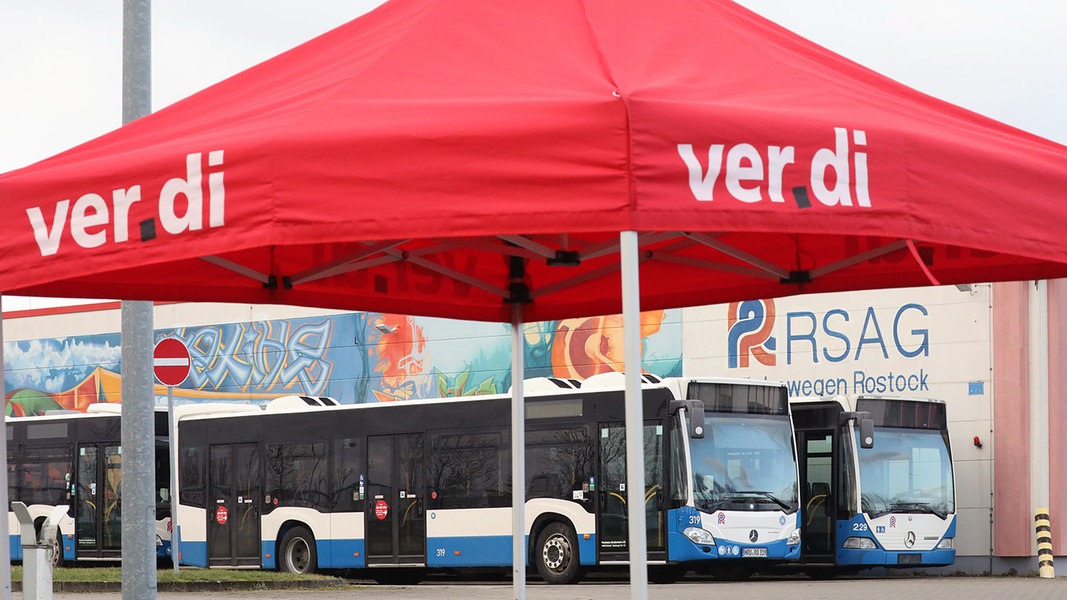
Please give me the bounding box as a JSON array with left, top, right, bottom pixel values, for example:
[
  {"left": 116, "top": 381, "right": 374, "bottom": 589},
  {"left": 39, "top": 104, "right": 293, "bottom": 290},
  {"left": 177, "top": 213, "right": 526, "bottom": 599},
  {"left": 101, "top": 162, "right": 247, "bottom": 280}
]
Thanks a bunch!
[
  {"left": 174, "top": 374, "right": 801, "bottom": 583},
  {"left": 5, "top": 404, "right": 172, "bottom": 565},
  {"left": 789, "top": 394, "right": 956, "bottom": 576}
]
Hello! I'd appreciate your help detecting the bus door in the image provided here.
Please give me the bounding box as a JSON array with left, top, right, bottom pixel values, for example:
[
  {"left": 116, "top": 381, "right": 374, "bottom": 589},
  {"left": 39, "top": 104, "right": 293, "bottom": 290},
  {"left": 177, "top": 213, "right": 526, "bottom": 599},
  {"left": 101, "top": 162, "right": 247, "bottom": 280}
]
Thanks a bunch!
[
  {"left": 74, "top": 443, "right": 123, "bottom": 559},
  {"left": 366, "top": 433, "right": 426, "bottom": 566},
  {"left": 597, "top": 423, "right": 666, "bottom": 562},
  {"left": 207, "top": 443, "right": 261, "bottom": 566},
  {"left": 797, "top": 430, "right": 835, "bottom": 562}
]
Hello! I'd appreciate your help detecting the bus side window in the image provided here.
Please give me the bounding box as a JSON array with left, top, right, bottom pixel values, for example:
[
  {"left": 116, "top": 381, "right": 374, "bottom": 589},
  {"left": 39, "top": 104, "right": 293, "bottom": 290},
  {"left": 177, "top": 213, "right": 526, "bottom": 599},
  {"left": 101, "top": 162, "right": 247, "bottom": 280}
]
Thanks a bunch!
[
  {"left": 526, "top": 426, "right": 593, "bottom": 510},
  {"left": 180, "top": 446, "right": 205, "bottom": 508},
  {"left": 430, "top": 429, "right": 510, "bottom": 509}
]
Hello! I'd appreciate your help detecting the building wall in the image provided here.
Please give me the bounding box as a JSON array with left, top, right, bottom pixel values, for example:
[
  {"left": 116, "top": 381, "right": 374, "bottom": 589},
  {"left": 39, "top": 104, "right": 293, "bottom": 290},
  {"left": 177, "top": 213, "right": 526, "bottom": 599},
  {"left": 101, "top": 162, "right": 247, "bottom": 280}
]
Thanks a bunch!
[
  {"left": 992, "top": 281, "right": 1067, "bottom": 565},
  {"left": 991, "top": 282, "right": 1031, "bottom": 557},
  {"left": 1049, "top": 279, "right": 1067, "bottom": 565}
]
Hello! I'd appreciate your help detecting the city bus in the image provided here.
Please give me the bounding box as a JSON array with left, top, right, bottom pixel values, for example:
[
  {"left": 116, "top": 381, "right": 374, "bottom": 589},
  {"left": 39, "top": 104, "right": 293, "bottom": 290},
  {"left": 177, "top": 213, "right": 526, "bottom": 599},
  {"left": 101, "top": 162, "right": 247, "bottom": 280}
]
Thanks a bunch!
[
  {"left": 789, "top": 394, "right": 956, "bottom": 576},
  {"left": 5, "top": 404, "right": 172, "bottom": 565},
  {"left": 174, "top": 374, "right": 801, "bottom": 583}
]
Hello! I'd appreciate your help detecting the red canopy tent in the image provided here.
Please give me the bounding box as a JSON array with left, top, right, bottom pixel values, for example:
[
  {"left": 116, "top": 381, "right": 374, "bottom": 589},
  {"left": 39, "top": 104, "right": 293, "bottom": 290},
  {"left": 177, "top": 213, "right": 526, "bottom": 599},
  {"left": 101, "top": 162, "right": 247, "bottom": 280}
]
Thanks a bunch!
[
  {"left": 2, "top": 0, "right": 1066, "bottom": 315},
  {"left": 3, "top": 0, "right": 1067, "bottom": 597}
]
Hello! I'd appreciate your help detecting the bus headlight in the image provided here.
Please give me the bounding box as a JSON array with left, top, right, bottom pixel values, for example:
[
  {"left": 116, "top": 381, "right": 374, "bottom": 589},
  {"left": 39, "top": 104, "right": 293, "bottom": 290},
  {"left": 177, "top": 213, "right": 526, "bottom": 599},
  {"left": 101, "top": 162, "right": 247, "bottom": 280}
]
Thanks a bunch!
[
  {"left": 683, "top": 527, "right": 716, "bottom": 546},
  {"left": 843, "top": 537, "right": 877, "bottom": 550},
  {"left": 937, "top": 537, "right": 954, "bottom": 550},
  {"left": 787, "top": 528, "right": 801, "bottom": 546}
]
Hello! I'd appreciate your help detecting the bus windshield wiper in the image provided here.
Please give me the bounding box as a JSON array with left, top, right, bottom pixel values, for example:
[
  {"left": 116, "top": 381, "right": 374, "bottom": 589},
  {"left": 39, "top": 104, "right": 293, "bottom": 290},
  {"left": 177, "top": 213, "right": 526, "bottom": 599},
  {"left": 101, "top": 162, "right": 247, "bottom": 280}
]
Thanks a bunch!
[
  {"left": 867, "top": 507, "right": 891, "bottom": 519},
  {"left": 731, "top": 490, "right": 795, "bottom": 512},
  {"left": 696, "top": 499, "right": 732, "bottom": 513},
  {"left": 888, "top": 501, "right": 948, "bottom": 520}
]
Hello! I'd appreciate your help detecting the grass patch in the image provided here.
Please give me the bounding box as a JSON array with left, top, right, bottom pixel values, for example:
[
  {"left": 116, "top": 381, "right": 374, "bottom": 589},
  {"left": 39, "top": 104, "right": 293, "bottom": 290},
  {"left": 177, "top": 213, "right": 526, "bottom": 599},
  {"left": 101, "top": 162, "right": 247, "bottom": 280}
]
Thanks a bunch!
[{"left": 12, "top": 566, "right": 337, "bottom": 584}]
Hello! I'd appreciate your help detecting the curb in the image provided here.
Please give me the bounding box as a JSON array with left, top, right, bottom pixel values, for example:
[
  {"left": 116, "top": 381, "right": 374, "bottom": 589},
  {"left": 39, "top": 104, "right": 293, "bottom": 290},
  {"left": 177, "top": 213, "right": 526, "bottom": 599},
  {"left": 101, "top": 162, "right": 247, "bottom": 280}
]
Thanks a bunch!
[{"left": 15, "top": 578, "right": 346, "bottom": 593}]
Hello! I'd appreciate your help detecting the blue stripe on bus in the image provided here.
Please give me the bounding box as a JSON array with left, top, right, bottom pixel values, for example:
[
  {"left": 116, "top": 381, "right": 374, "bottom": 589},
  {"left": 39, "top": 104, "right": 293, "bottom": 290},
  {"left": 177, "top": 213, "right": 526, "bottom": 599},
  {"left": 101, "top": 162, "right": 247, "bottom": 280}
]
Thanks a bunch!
[
  {"left": 667, "top": 531, "right": 800, "bottom": 562},
  {"left": 320, "top": 537, "right": 364, "bottom": 569},
  {"left": 11, "top": 532, "right": 126, "bottom": 563},
  {"left": 426, "top": 535, "right": 513, "bottom": 567},
  {"left": 180, "top": 541, "right": 208, "bottom": 567},
  {"left": 578, "top": 533, "right": 596, "bottom": 565},
  {"left": 837, "top": 545, "right": 956, "bottom": 567},
  {"left": 262, "top": 540, "right": 276, "bottom": 570},
  {"left": 261, "top": 538, "right": 367, "bottom": 570},
  {"left": 836, "top": 514, "right": 957, "bottom": 567}
]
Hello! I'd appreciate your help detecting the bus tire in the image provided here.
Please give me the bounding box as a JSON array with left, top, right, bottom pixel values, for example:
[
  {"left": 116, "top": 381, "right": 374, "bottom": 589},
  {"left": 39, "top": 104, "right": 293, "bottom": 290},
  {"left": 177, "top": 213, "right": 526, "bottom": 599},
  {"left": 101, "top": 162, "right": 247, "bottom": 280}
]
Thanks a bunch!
[
  {"left": 50, "top": 531, "right": 65, "bottom": 568},
  {"left": 278, "top": 526, "right": 317, "bottom": 574},
  {"left": 534, "top": 522, "right": 583, "bottom": 584}
]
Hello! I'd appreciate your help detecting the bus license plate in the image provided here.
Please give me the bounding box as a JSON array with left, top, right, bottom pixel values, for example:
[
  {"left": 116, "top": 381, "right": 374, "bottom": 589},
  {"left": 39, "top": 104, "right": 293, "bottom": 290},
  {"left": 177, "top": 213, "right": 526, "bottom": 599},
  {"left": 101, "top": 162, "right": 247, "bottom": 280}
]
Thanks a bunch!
[{"left": 743, "top": 548, "right": 767, "bottom": 558}]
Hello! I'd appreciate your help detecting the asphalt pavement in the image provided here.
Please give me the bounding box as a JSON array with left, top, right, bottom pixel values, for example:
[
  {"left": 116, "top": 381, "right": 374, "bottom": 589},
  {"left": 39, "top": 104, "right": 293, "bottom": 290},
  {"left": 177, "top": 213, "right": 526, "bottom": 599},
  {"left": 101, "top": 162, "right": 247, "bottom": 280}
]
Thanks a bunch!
[{"left": 19, "top": 574, "right": 1067, "bottom": 600}]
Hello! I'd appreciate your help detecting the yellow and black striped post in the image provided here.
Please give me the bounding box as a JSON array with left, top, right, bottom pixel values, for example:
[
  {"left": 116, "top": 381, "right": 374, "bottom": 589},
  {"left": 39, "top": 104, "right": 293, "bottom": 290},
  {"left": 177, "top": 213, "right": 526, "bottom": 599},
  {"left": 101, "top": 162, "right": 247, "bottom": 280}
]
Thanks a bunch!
[{"left": 1035, "top": 508, "right": 1055, "bottom": 578}]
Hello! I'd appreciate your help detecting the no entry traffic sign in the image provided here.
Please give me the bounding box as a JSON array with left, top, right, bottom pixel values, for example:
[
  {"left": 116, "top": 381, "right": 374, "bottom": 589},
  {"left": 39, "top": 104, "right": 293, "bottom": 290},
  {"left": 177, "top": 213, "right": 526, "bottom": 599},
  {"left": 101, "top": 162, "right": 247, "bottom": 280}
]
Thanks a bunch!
[{"left": 154, "top": 338, "right": 191, "bottom": 386}]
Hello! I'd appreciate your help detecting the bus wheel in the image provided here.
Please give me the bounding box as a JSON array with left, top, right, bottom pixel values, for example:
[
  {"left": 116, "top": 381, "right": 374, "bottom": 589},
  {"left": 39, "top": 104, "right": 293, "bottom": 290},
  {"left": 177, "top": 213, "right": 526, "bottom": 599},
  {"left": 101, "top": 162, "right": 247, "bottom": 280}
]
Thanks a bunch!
[
  {"left": 279, "top": 526, "right": 317, "bottom": 574},
  {"left": 50, "top": 532, "right": 65, "bottom": 568},
  {"left": 534, "top": 522, "right": 583, "bottom": 584}
]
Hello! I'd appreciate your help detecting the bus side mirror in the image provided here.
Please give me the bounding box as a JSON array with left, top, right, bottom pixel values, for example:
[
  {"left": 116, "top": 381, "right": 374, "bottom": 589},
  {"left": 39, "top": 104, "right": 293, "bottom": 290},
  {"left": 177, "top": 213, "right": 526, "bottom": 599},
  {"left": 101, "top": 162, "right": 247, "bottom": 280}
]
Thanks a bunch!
[
  {"left": 689, "top": 402, "right": 705, "bottom": 439},
  {"left": 670, "top": 399, "right": 705, "bottom": 439},
  {"left": 859, "top": 417, "right": 875, "bottom": 449}
]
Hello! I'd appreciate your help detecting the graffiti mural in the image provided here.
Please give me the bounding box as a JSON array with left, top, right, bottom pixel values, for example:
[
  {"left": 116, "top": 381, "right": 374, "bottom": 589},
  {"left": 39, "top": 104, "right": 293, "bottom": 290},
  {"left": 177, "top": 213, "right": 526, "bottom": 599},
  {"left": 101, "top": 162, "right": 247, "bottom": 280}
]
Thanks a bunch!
[
  {"left": 4, "top": 309, "right": 681, "bottom": 415},
  {"left": 170, "top": 316, "right": 340, "bottom": 397}
]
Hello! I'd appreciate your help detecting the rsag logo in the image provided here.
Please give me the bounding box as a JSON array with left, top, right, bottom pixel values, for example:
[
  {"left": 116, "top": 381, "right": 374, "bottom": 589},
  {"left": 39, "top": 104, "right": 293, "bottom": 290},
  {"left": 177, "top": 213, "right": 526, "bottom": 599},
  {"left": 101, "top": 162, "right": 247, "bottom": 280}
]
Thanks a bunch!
[
  {"left": 726, "top": 297, "right": 933, "bottom": 396},
  {"left": 727, "top": 299, "right": 776, "bottom": 368}
]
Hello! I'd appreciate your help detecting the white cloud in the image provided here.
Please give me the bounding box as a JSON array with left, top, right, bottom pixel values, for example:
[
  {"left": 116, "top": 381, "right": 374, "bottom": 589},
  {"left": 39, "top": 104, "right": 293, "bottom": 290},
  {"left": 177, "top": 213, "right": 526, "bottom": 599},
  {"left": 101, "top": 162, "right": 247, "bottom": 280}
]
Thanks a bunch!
[{"left": 4, "top": 337, "right": 122, "bottom": 391}]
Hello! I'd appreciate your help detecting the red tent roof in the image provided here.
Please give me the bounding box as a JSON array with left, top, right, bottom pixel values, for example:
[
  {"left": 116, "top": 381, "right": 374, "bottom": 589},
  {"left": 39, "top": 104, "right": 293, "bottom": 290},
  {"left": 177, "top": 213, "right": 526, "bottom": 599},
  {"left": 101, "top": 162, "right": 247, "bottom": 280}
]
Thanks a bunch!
[{"left": 3, "top": 0, "right": 1067, "bottom": 321}]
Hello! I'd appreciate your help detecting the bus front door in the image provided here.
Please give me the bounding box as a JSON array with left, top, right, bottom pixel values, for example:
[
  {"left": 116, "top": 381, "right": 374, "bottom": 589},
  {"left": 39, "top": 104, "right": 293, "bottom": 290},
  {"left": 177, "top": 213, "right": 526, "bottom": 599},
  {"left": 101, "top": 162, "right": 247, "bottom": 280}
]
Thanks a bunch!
[
  {"left": 207, "top": 443, "right": 262, "bottom": 567},
  {"left": 366, "top": 433, "right": 426, "bottom": 566},
  {"left": 798, "top": 430, "right": 835, "bottom": 562},
  {"left": 74, "top": 443, "right": 123, "bottom": 559},
  {"left": 597, "top": 423, "right": 666, "bottom": 563}
]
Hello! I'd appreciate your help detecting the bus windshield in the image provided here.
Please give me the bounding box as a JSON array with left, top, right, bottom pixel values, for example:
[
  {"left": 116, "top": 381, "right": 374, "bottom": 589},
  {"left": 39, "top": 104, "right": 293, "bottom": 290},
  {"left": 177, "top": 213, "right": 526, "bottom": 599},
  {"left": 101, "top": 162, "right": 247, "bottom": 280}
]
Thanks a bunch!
[
  {"left": 857, "top": 427, "right": 955, "bottom": 519},
  {"left": 690, "top": 413, "right": 799, "bottom": 513}
]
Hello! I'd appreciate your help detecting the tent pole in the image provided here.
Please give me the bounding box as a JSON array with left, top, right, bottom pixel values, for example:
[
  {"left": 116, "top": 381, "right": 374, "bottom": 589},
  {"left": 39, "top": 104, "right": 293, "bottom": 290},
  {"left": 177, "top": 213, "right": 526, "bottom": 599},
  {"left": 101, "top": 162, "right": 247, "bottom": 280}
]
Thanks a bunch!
[
  {"left": 510, "top": 301, "right": 526, "bottom": 600},
  {"left": 620, "top": 231, "right": 649, "bottom": 600},
  {"left": 0, "top": 296, "right": 10, "bottom": 600}
]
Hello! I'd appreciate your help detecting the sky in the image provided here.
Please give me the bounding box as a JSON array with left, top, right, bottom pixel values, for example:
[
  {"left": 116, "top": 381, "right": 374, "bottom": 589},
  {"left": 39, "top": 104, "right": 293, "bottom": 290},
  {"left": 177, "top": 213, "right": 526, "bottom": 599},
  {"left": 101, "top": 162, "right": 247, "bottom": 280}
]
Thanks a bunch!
[{"left": 2, "top": 0, "right": 1066, "bottom": 311}]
